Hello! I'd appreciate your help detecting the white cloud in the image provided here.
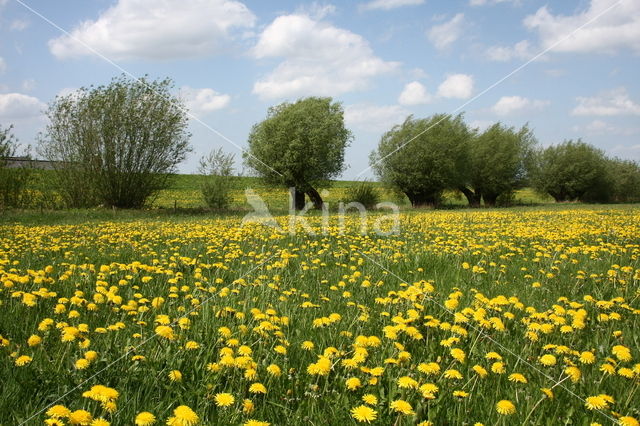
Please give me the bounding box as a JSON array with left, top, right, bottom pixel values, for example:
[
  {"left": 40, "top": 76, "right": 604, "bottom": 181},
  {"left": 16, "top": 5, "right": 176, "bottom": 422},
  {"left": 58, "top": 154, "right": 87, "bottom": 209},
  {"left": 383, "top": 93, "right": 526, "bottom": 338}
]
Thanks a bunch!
[
  {"left": 297, "top": 3, "right": 336, "bottom": 19},
  {"left": 0, "top": 57, "right": 6, "bottom": 74},
  {"left": 57, "top": 87, "right": 80, "bottom": 98},
  {"left": 491, "top": 95, "right": 549, "bottom": 116},
  {"left": 486, "top": 40, "right": 534, "bottom": 61},
  {"left": 398, "top": 81, "right": 431, "bottom": 106},
  {"left": 524, "top": 0, "right": 640, "bottom": 54},
  {"left": 0, "top": 93, "right": 46, "bottom": 120},
  {"left": 344, "top": 104, "right": 409, "bottom": 131},
  {"left": 469, "top": 119, "right": 496, "bottom": 132},
  {"left": 49, "top": 0, "right": 256, "bottom": 60},
  {"left": 573, "top": 119, "right": 639, "bottom": 137},
  {"left": 22, "top": 79, "right": 36, "bottom": 91},
  {"left": 572, "top": 87, "right": 640, "bottom": 116},
  {"left": 427, "top": 13, "right": 464, "bottom": 50},
  {"left": 585, "top": 119, "right": 610, "bottom": 133},
  {"left": 437, "top": 73, "right": 474, "bottom": 99},
  {"left": 180, "top": 86, "right": 231, "bottom": 116},
  {"left": 10, "top": 19, "right": 29, "bottom": 31},
  {"left": 359, "top": 0, "right": 424, "bottom": 11},
  {"left": 252, "top": 14, "right": 398, "bottom": 100}
]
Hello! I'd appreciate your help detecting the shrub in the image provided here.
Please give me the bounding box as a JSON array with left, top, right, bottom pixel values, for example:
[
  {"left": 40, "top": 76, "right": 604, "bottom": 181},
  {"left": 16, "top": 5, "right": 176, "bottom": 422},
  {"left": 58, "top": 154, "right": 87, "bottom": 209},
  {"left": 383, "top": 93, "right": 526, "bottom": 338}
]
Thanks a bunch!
[
  {"left": 199, "top": 148, "right": 236, "bottom": 209},
  {"left": 343, "top": 182, "right": 380, "bottom": 209},
  {"left": 38, "top": 75, "right": 191, "bottom": 208},
  {"left": 0, "top": 125, "right": 32, "bottom": 209}
]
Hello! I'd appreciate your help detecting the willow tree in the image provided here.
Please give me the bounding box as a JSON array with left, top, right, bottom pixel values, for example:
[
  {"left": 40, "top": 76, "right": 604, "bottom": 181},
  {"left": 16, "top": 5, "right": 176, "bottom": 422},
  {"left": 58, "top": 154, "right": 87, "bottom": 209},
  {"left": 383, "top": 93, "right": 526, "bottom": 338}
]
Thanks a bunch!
[
  {"left": 244, "top": 97, "right": 352, "bottom": 210},
  {"left": 370, "top": 114, "right": 470, "bottom": 207},
  {"left": 39, "top": 75, "right": 191, "bottom": 208}
]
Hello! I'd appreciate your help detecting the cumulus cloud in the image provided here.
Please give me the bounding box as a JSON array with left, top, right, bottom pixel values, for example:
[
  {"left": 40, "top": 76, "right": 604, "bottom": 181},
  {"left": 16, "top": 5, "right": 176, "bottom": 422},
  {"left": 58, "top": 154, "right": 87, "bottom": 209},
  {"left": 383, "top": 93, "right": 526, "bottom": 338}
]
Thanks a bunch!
[
  {"left": 344, "top": 104, "right": 409, "bottom": 131},
  {"left": 427, "top": 13, "right": 464, "bottom": 50},
  {"left": 359, "top": 0, "right": 424, "bottom": 11},
  {"left": 572, "top": 87, "right": 640, "bottom": 116},
  {"left": 49, "top": 0, "right": 256, "bottom": 60},
  {"left": 0, "top": 93, "right": 46, "bottom": 120},
  {"left": 22, "top": 79, "right": 36, "bottom": 91},
  {"left": 398, "top": 81, "right": 431, "bottom": 106},
  {"left": 491, "top": 95, "right": 549, "bottom": 116},
  {"left": 524, "top": 0, "right": 640, "bottom": 54},
  {"left": 437, "top": 74, "right": 474, "bottom": 99},
  {"left": 10, "top": 19, "right": 29, "bottom": 31},
  {"left": 252, "top": 14, "right": 398, "bottom": 100},
  {"left": 180, "top": 86, "right": 231, "bottom": 117},
  {"left": 486, "top": 40, "right": 534, "bottom": 61},
  {"left": 573, "top": 119, "right": 639, "bottom": 137},
  {"left": 469, "top": 119, "right": 496, "bottom": 132}
]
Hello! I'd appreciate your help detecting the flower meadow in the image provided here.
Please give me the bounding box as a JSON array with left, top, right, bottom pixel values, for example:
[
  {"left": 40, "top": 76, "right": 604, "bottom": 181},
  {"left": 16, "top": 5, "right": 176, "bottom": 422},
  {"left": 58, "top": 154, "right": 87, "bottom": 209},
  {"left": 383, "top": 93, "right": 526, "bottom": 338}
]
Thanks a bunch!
[{"left": 1, "top": 207, "right": 639, "bottom": 425}]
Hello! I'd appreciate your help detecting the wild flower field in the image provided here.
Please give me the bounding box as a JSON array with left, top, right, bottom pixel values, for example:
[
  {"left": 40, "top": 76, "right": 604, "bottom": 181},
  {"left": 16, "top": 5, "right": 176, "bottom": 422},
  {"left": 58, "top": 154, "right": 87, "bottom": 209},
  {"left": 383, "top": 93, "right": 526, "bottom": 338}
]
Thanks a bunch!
[{"left": 1, "top": 207, "right": 639, "bottom": 425}]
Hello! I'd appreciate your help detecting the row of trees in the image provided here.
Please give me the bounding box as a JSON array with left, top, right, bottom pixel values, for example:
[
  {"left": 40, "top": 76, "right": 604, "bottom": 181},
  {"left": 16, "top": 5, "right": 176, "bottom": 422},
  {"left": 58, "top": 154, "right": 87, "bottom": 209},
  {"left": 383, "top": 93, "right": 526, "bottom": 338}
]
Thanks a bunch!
[
  {"left": 1, "top": 74, "right": 639, "bottom": 209},
  {"left": 369, "top": 114, "right": 640, "bottom": 207}
]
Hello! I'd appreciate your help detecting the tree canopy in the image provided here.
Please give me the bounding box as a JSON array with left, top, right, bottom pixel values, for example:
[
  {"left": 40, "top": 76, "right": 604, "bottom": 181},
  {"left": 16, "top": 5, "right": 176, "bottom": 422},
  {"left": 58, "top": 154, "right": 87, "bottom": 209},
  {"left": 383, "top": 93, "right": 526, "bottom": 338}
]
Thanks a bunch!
[
  {"left": 370, "top": 114, "right": 470, "bottom": 207},
  {"left": 244, "top": 97, "right": 352, "bottom": 210},
  {"left": 39, "top": 75, "right": 191, "bottom": 208},
  {"left": 531, "top": 140, "right": 609, "bottom": 203},
  {"left": 459, "top": 123, "right": 536, "bottom": 207}
]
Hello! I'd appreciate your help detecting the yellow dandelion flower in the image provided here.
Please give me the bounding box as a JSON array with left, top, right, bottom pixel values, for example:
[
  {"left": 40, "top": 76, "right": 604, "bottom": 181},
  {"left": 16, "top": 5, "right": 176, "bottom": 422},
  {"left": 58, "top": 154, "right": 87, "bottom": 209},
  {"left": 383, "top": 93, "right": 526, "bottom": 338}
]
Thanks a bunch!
[
  {"left": 619, "top": 416, "right": 639, "bottom": 426},
  {"left": 419, "top": 383, "right": 439, "bottom": 399},
  {"left": 496, "top": 400, "right": 516, "bottom": 415},
  {"left": 15, "top": 355, "right": 32, "bottom": 366},
  {"left": 68, "top": 409, "right": 92, "bottom": 425},
  {"left": 249, "top": 383, "right": 267, "bottom": 394},
  {"left": 169, "top": 370, "right": 182, "bottom": 382},
  {"left": 541, "top": 388, "right": 554, "bottom": 399},
  {"left": 345, "top": 377, "right": 362, "bottom": 391},
  {"left": 491, "top": 362, "right": 505, "bottom": 374},
  {"left": 350, "top": 405, "right": 377, "bottom": 423},
  {"left": 244, "top": 421, "right": 270, "bottom": 426},
  {"left": 579, "top": 351, "right": 596, "bottom": 364},
  {"left": 508, "top": 373, "right": 527, "bottom": 383},
  {"left": 27, "top": 335, "right": 42, "bottom": 347},
  {"left": 134, "top": 412, "right": 156, "bottom": 425},
  {"left": 612, "top": 345, "right": 632, "bottom": 362},
  {"left": 539, "top": 354, "right": 557, "bottom": 366},
  {"left": 390, "top": 400, "right": 414, "bottom": 415},
  {"left": 46, "top": 405, "right": 71, "bottom": 419},
  {"left": 453, "top": 390, "right": 469, "bottom": 398},
  {"left": 166, "top": 405, "right": 199, "bottom": 426},
  {"left": 266, "top": 364, "right": 281, "bottom": 377},
  {"left": 243, "top": 399, "right": 255, "bottom": 414},
  {"left": 214, "top": 393, "right": 235, "bottom": 407},
  {"left": 444, "top": 369, "right": 463, "bottom": 380},
  {"left": 75, "top": 358, "right": 90, "bottom": 370},
  {"left": 450, "top": 348, "right": 466, "bottom": 363},
  {"left": 397, "top": 376, "right": 418, "bottom": 389},
  {"left": 585, "top": 395, "right": 609, "bottom": 410},
  {"left": 564, "top": 366, "right": 581, "bottom": 383},
  {"left": 362, "top": 394, "right": 378, "bottom": 405},
  {"left": 154, "top": 325, "right": 175, "bottom": 340}
]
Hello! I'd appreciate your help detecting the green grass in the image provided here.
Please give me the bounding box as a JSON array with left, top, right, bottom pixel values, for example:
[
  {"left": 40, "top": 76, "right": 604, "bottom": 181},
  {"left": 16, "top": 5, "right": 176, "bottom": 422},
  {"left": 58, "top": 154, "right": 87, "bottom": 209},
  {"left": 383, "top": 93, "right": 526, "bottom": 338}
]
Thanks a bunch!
[{"left": 0, "top": 206, "right": 639, "bottom": 424}]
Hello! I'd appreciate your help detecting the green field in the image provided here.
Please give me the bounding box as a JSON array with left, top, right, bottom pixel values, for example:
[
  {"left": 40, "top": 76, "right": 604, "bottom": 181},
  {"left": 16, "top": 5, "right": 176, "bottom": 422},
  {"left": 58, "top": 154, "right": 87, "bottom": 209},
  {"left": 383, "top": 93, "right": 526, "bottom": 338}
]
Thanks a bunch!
[{"left": 1, "top": 205, "right": 639, "bottom": 425}]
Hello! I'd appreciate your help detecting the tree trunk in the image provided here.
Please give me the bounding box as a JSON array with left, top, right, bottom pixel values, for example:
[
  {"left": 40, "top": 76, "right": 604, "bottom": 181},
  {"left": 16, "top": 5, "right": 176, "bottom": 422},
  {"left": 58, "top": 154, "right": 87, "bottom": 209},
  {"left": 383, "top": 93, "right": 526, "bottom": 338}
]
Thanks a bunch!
[
  {"left": 483, "top": 193, "right": 498, "bottom": 207},
  {"left": 406, "top": 191, "right": 440, "bottom": 208},
  {"left": 305, "top": 186, "right": 324, "bottom": 209},
  {"left": 290, "top": 187, "right": 306, "bottom": 211},
  {"left": 458, "top": 186, "right": 481, "bottom": 208}
]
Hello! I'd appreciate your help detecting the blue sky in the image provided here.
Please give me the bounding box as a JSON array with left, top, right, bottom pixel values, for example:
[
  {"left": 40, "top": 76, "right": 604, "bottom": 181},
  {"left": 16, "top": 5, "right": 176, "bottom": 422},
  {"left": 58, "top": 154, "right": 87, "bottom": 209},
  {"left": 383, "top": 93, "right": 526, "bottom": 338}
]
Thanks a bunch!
[{"left": 0, "top": 0, "right": 639, "bottom": 178}]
